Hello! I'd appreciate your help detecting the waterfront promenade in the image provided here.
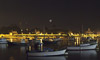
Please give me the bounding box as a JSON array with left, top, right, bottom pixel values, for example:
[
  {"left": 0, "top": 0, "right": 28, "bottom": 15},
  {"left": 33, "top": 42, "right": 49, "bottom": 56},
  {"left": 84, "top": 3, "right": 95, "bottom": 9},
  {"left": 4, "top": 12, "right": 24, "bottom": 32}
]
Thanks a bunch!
[{"left": 0, "top": 31, "right": 100, "bottom": 41}]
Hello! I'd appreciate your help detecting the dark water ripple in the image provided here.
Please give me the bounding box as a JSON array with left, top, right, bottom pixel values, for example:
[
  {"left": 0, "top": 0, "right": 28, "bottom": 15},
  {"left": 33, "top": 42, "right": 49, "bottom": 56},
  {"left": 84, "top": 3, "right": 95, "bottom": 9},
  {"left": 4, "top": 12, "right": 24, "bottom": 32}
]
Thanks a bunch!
[{"left": 0, "top": 44, "right": 100, "bottom": 60}]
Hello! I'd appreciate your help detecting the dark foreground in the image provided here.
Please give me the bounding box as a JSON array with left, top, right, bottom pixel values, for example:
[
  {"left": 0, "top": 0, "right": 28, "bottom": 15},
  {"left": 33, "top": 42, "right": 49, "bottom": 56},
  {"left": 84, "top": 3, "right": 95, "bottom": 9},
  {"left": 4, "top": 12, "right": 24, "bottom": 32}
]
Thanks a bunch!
[{"left": 0, "top": 44, "right": 100, "bottom": 60}]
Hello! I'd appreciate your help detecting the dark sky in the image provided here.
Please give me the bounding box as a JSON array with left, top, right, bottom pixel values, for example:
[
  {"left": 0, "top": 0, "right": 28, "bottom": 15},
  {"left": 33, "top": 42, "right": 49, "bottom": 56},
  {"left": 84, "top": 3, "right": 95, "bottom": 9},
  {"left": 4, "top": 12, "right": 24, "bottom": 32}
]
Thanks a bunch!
[{"left": 0, "top": 0, "right": 100, "bottom": 31}]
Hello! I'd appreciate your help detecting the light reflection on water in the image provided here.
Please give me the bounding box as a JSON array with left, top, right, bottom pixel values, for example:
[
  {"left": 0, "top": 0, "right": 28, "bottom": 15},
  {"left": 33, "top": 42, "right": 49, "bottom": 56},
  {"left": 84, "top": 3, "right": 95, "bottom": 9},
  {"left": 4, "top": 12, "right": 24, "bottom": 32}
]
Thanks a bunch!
[
  {"left": 0, "top": 43, "right": 100, "bottom": 60},
  {"left": 0, "top": 44, "right": 7, "bottom": 50},
  {"left": 9, "top": 56, "right": 14, "bottom": 60},
  {"left": 68, "top": 50, "right": 97, "bottom": 60},
  {"left": 0, "top": 44, "right": 27, "bottom": 60},
  {"left": 28, "top": 56, "right": 67, "bottom": 60},
  {"left": 20, "top": 46, "right": 26, "bottom": 53}
]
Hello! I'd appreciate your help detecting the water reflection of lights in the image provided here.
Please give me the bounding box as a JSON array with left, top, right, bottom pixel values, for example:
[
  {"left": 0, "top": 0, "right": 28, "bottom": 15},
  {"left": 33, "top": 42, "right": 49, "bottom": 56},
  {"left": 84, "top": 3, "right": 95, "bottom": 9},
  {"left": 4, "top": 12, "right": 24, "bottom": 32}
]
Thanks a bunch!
[
  {"left": 68, "top": 50, "right": 97, "bottom": 60},
  {"left": 10, "top": 38, "right": 13, "bottom": 42},
  {"left": 29, "top": 46, "right": 31, "bottom": 51},
  {"left": 9, "top": 56, "right": 15, "bottom": 60},
  {"left": 28, "top": 56, "right": 67, "bottom": 60},
  {"left": 0, "top": 44, "right": 7, "bottom": 50},
  {"left": 74, "top": 37, "right": 81, "bottom": 45},
  {"left": 20, "top": 47, "right": 26, "bottom": 53},
  {"left": 80, "top": 50, "right": 97, "bottom": 60}
]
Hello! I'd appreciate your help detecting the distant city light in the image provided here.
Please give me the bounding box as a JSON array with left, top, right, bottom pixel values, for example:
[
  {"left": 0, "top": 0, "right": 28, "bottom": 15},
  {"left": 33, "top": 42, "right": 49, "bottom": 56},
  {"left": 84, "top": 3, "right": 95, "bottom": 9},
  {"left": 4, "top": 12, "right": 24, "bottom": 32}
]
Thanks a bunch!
[
  {"left": 26, "top": 28, "right": 28, "bottom": 31},
  {"left": 21, "top": 29, "right": 23, "bottom": 32}
]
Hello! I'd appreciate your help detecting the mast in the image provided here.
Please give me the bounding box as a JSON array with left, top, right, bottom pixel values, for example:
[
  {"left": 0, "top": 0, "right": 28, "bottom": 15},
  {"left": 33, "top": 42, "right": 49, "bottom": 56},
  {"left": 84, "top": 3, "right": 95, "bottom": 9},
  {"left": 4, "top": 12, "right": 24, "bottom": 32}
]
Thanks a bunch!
[
  {"left": 43, "top": 26, "right": 45, "bottom": 39},
  {"left": 82, "top": 24, "right": 83, "bottom": 34}
]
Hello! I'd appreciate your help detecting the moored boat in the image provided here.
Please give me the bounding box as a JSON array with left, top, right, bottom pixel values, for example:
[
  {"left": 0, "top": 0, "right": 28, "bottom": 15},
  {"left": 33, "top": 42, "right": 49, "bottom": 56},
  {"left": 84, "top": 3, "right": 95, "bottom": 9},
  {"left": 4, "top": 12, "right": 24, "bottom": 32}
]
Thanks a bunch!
[
  {"left": 8, "top": 39, "right": 27, "bottom": 46},
  {"left": 27, "top": 49, "right": 67, "bottom": 57},
  {"left": 8, "top": 41, "right": 19, "bottom": 46},
  {"left": 67, "top": 44, "right": 97, "bottom": 50},
  {"left": 0, "top": 38, "right": 8, "bottom": 44},
  {"left": 43, "top": 38, "right": 62, "bottom": 44},
  {"left": 20, "top": 39, "right": 27, "bottom": 45}
]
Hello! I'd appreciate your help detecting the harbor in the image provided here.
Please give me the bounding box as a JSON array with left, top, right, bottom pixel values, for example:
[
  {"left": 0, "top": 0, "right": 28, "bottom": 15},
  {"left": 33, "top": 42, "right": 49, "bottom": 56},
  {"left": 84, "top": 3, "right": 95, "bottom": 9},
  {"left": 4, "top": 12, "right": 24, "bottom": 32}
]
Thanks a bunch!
[
  {"left": 0, "top": 29, "right": 100, "bottom": 60},
  {"left": 0, "top": 0, "right": 100, "bottom": 60},
  {"left": 0, "top": 36, "right": 100, "bottom": 60},
  {"left": 0, "top": 26, "right": 100, "bottom": 60}
]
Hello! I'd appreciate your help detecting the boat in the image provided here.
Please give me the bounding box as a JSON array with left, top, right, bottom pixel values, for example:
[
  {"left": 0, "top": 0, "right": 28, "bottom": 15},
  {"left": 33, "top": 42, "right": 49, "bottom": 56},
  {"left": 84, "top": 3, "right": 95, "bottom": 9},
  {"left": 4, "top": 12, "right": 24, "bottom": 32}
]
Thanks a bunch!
[
  {"left": 80, "top": 43, "right": 90, "bottom": 46},
  {"left": 27, "top": 49, "right": 67, "bottom": 57},
  {"left": 68, "top": 36, "right": 75, "bottom": 41},
  {"left": 67, "top": 44, "right": 97, "bottom": 50},
  {"left": 52, "top": 38, "right": 62, "bottom": 41},
  {"left": 20, "top": 39, "right": 27, "bottom": 45},
  {"left": 21, "top": 39, "right": 26, "bottom": 43},
  {"left": 43, "top": 38, "right": 62, "bottom": 44},
  {"left": 27, "top": 38, "right": 67, "bottom": 57},
  {"left": 81, "top": 37, "right": 97, "bottom": 44},
  {"left": 8, "top": 41, "right": 19, "bottom": 46},
  {"left": 0, "top": 38, "right": 8, "bottom": 44},
  {"left": 67, "top": 36, "right": 98, "bottom": 50},
  {"left": 8, "top": 39, "right": 27, "bottom": 46}
]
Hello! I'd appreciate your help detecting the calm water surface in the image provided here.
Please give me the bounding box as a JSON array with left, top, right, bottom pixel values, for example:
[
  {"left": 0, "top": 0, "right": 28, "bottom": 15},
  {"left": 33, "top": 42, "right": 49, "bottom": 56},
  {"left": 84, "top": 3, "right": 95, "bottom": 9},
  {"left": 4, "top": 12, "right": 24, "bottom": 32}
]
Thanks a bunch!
[{"left": 0, "top": 44, "right": 100, "bottom": 60}]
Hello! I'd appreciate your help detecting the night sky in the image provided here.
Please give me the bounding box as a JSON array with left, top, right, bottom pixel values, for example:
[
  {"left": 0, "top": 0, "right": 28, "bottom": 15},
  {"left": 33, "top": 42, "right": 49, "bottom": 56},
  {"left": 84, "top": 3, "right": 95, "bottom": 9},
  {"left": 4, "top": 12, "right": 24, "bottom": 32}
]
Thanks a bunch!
[{"left": 0, "top": 0, "right": 100, "bottom": 31}]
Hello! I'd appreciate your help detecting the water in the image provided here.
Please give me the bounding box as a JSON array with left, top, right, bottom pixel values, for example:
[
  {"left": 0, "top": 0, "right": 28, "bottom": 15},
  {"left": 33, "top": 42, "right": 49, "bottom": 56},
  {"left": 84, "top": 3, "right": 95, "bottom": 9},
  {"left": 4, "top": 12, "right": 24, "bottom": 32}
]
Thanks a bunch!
[
  {"left": 68, "top": 50, "right": 99, "bottom": 60},
  {"left": 28, "top": 56, "right": 67, "bottom": 60},
  {"left": 0, "top": 44, "right": 27, "bottom": 60},
  {"left": 0, "top": 37, "right": 100, "bottom": 60},
  {"left": 0, "top": 44, "right": 100, "bottom": 60}
]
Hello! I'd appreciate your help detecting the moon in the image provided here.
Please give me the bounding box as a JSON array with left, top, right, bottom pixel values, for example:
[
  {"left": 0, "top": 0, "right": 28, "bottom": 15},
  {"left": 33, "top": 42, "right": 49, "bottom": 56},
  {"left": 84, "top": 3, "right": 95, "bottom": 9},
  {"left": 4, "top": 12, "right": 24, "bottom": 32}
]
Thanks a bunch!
[{"left": 49, "top": 19, "right": 52, "bottom": 23}]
